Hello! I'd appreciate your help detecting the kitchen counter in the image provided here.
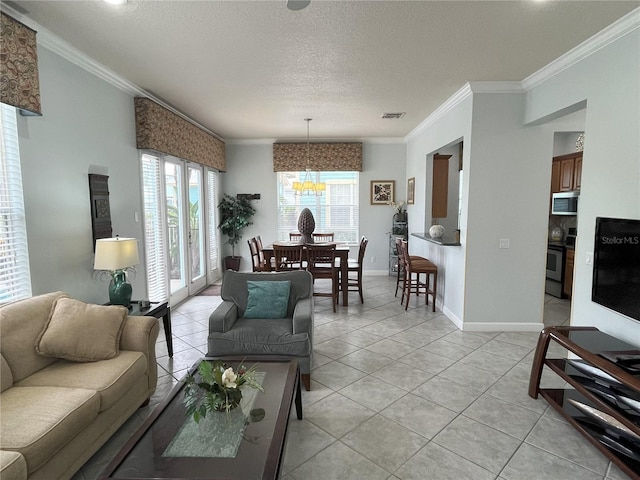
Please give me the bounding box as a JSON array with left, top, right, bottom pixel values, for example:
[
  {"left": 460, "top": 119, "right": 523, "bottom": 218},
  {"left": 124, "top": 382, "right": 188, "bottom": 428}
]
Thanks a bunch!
[{"left": 412, "top": 233, "right": 461, "bottom": 246}]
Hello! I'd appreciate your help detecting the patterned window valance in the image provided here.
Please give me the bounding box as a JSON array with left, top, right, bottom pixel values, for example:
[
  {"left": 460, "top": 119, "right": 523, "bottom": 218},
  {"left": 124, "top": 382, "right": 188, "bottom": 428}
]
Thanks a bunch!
[
  {"left": 273, "top": 143, "right": 363, "bottom": 172},
  {"left": 0, "top": 12, "right": 41, "bottom": 115},
  {"left": 134, "top": 97, "right": 225, "bottom": 171}
]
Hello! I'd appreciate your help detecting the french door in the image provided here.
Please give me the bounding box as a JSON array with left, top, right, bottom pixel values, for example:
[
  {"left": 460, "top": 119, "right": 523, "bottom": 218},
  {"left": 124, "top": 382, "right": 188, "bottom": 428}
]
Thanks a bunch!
[
  {"left": 141, "top": 153, "right": 218, "bottom": 306},
  {"left": 164, "top": 160, "right": 206, "bottom": 304}
]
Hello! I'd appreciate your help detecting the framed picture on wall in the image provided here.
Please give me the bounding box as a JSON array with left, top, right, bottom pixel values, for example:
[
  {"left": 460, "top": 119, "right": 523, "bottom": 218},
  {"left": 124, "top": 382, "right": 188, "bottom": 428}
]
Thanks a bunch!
[
  {"left": 407, "top": 177, "right": 415, "bottom": 205},
  {"left": 370, "top": 180, "right": 395, "bottom": 205}
]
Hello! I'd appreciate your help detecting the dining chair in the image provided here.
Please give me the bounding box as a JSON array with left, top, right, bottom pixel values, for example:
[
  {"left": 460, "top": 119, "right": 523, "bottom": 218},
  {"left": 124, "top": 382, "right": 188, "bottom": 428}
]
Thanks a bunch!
[
  {"left": 273, "top": 243, "right": 304, "bottom": 271},
  {"left": 395, "top": 237, "right": 406, "bottom": 297},
  {"left": 306, "top": 243, "right": 339, "bottom": 312},
  {"left": 400, "top": 239, "right": 437, "bottom": 311},
  {"left": 312, "top": 232, "right": 334, "bottom": 242},
  {"left": 344, "top": 236, "right": 368, "bottom": 303},
  {"left": 248, "top": 237, "right": 268, "bottom": 272},
  {"left": 254, "top": 235, "right": 275, "bottom": 269},
  {"left": 289, "top": 232, "right": 302, "bottom": 242}
]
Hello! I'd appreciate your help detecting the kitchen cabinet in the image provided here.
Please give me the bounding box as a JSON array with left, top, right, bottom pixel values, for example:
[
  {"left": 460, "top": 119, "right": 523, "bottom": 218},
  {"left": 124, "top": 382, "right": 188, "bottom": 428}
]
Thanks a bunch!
[
  {"left": 432, "top": 154, "right": 451, "bottom": 219},
  {"left": 573, "top": 155, "right": 582, "bottom": 190},
  {"left": 563, "top": 248, "right": 574, "bottom": 298},
  {"left": 529, "top": 327, "right": 640, "bottom": 480},
  {"left": 552, "top": 152, "right": 583, "bottom": 192},
  {"left": 551, "top": 161, "right": 561, "bottom": 194}
]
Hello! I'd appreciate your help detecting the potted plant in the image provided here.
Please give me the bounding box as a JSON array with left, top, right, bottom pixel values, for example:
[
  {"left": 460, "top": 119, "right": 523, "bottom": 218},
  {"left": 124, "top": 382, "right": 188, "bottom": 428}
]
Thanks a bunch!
[{"left": 218, "top": 194, "right": 256, "bottom": 271}]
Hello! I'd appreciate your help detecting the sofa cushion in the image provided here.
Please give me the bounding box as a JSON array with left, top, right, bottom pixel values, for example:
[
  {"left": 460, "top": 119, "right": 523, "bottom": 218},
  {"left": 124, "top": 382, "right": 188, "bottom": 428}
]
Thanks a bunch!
[
  {"left": 1, "top": 355, "right": 13, "bottom": 393},
  {"left": 244, "top": 281, "right": 290, "bottom": 319},
  {"left": 15, "top": 351, "right": 147, "bottom": 412},
  {"left": 0, "top": 450, "right": 27, "bottom": 480},
  {"left": 36, "top": 298, "right": 127, "bottom": 362},
  {"left": 208, "top": 317, "right": 310, "bottom": 357},
  {"left": 0, "top": 292, "right": 66, "bottom": 383},
  {"left": 0, "top": 386, "right": 99, "bottom": 473}
]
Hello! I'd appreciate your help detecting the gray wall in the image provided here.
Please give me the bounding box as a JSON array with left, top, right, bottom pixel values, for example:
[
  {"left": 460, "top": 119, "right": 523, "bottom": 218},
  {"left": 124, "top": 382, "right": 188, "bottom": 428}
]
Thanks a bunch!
[{"left": 18, "top": 47, "right": 146, "bottom": 304}]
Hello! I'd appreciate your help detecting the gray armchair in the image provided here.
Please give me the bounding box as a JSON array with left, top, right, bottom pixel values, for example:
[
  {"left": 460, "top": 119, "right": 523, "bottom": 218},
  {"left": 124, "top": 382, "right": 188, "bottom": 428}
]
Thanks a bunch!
[{"left": 207, "top": 270, "right": 314, "bottom": 390}]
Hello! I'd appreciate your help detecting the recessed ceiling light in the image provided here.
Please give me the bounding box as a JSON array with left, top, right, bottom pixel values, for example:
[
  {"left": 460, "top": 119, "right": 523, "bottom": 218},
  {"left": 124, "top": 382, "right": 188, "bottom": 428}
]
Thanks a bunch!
[
  {"left": 101, "top": 0, "right": 127, "bottom": 5},
  {"left": 381, "top": 112, "right": 406, "bottom": 119}
]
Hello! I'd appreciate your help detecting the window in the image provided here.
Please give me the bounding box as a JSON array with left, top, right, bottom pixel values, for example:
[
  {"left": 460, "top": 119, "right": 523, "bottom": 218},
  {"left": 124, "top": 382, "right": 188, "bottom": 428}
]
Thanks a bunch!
[
  {"left": 0, "top": 104, "right": 32, "bottom": 303},
  {"left": 277, "top": 171, "right": 359, "bottom": 244}
]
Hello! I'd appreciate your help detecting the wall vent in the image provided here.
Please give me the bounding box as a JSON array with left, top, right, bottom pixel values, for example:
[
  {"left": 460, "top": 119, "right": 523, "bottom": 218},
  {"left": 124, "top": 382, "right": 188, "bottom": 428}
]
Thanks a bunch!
[{"left": 381, "top": 112, "right": 406, "bottom": 119}]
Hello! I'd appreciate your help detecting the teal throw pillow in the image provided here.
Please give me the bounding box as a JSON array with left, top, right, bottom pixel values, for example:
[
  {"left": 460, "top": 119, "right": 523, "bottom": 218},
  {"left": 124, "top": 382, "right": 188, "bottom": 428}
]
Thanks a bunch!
[{"left": 244, "top": 281, "right": 291, "bottom": 319}]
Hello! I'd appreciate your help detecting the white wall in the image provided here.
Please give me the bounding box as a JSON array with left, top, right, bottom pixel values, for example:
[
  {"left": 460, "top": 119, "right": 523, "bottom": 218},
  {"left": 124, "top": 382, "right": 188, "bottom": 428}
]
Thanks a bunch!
[
  {"left": 223, "top": 141, "right": 407, "bottom": 274},
  {"left": 17, "top": 47, "right": 146, "bottom": 304},
  {"left": 525, "top": 27, "right": 640, "bottom": 346},
  {"left": 463, "top": 92, "right": 550, "bottom": 331},
  {"left": 405, "top": 94, "right": 472, "bottom": 324}
]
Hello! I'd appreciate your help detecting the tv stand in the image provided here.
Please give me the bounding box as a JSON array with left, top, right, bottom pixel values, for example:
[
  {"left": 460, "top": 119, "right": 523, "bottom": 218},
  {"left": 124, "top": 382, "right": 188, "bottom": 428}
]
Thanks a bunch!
[{"left": 529, "top": 326, "right": 640, "bottom": 479}]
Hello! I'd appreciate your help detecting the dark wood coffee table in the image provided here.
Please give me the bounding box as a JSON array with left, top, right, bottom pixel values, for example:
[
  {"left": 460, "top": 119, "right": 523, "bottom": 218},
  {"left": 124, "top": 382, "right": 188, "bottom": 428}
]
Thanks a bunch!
[{"left": 99, "top": 357, "right": 302, "bottom": 480}]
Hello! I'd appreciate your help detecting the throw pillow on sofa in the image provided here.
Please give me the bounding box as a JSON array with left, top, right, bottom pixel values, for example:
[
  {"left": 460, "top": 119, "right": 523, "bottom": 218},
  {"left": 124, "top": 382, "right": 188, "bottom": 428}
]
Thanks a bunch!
[
  {"left": 35, "top": 297, "right": 127, "bottom": 362},
  {"left": 244, "top": 280, "right": 291, "bottom": 319}
]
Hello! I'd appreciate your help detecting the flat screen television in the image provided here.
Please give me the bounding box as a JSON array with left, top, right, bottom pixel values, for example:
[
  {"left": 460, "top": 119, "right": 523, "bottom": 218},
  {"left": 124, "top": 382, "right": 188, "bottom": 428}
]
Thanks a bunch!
[{"left": 592, "top": 217, "right": 640, "bottom": 321}]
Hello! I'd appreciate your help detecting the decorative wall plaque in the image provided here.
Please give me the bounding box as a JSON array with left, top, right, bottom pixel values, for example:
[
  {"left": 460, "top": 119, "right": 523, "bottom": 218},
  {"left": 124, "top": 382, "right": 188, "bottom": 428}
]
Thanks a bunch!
[{"left": 88, "top": 174, "right": 112, "bottom": 249}]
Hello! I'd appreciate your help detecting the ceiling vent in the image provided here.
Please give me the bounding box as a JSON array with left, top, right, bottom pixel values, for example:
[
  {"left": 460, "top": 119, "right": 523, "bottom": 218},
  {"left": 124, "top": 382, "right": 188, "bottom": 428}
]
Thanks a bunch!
[{"left": 381, "top": 112, "right": 406, "bottom": 119}]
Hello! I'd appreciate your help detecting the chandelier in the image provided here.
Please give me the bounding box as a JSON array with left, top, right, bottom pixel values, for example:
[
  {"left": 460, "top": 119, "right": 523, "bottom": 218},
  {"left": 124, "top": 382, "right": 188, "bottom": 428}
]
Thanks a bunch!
[{"left": 293, "top": 118, "right": 325, "bottom": 196}]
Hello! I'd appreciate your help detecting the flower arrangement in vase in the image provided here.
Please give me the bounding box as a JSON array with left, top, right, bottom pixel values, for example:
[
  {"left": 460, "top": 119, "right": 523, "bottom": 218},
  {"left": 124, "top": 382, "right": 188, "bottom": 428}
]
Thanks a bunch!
[{"left": 183, "top": 360, "right": 264, "bottom": 422}]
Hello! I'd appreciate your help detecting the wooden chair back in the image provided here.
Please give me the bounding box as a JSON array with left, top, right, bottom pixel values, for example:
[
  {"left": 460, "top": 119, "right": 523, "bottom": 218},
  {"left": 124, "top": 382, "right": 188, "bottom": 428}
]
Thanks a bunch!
[
  {"left": 273, "top": 244, "right": 304, "bottom": 271},
  {"left": 289, "top": 232, "right": 302, "bottom": 242},
  {"left": 248, "top": 237, "right": 266, "bottom": 272},
  {"left": 312, "top": 232, "right": 334, "bottom": 242},
  {"left": 306, "top": 243, "right": 339, "bottom": 311}
]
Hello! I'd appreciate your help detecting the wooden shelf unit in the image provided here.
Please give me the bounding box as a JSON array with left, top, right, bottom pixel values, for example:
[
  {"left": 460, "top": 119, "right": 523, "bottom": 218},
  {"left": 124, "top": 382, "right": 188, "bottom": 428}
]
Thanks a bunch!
[{"left": 529, "top": 326, "right": 640, "bottom": 479}]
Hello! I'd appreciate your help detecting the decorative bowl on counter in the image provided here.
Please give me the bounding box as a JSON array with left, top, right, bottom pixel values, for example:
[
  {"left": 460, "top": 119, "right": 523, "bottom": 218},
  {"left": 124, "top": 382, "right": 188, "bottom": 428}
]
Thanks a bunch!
[{"left": 429, "top": 224, "right": 445, "bottom": 239}]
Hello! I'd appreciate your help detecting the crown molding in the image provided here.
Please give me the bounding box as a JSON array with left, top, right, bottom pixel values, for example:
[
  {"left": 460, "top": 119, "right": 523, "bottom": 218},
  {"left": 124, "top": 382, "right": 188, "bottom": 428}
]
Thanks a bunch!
[
  {"left": 522, "top": 7, "right": 640, "bottom": 90},
  {"left": 405, "top": 83, "right": 473, "bottom": 141},
  {"left": 468, "top": 81, "right": 524, "bottom": 94}
]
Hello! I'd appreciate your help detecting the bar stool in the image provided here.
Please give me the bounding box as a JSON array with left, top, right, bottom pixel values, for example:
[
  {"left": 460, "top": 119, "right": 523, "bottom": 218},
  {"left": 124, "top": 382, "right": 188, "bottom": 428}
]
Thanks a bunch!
[{"left": 400, "top": 239, "right": 437, "bottom": 312}]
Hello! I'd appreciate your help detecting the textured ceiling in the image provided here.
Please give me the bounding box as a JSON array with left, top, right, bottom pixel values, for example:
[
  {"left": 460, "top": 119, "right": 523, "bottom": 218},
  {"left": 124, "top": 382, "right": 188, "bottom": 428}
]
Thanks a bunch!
[{"left": 9, "top": 1, "right": 639, "bottom": 140}]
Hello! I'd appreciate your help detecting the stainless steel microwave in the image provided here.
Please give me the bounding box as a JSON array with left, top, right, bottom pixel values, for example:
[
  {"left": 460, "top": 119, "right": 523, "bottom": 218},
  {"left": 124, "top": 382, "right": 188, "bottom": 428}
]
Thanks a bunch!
[{"left": 552, "top": 191, "right": 579, "bottom": 215}]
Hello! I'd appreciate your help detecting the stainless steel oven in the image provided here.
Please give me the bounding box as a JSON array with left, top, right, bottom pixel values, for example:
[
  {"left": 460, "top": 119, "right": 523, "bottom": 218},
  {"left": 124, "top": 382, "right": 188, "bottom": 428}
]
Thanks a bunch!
[{"left": 545, "top": 244, "right": 564, "bottom": 297}]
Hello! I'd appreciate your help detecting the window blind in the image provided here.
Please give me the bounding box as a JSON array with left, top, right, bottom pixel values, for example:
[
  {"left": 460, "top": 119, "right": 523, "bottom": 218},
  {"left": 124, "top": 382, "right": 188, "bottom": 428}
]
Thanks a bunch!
[
  {"left": 0, "top": 104, "right": 32, "bottom": 303},
  {"left": 277, "top": 171, "right": 359, "bottom": 244},
  {"left": 207, "top": 169, "right": 220, "bottom": 275},
  {"left": 141, "top": 153, "right": 169, "bottom": 302}
]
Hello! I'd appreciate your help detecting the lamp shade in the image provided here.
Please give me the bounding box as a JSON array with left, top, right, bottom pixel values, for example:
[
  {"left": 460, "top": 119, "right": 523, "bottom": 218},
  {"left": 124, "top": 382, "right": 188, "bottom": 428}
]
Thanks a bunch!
[{"left": 94, "top": 238, "right": 139, "bottom": 271}]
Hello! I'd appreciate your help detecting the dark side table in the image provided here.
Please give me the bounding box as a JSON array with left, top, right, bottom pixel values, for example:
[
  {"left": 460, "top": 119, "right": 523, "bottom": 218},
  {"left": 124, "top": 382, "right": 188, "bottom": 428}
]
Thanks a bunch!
[{"left": 107, "top": 301, "right": 173, "bottom": 357}]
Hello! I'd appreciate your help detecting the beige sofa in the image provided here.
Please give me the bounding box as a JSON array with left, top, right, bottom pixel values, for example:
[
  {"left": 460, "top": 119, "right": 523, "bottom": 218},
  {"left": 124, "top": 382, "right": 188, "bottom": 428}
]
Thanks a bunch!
[{"left": 0, "top": 292, "right": 159, "bottom": 480}]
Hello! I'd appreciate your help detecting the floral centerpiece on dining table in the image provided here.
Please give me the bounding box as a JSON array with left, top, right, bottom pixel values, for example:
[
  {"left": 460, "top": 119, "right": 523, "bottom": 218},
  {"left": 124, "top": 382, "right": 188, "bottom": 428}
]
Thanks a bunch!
[{"left": 183, "top": 359, "right": 264, "bottom": 422}]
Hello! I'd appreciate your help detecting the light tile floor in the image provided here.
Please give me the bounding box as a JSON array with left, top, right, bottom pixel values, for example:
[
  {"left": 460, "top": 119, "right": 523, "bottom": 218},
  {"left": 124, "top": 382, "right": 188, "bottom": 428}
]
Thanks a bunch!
[{"left": 73, "top": 276, "right": 632, "bottom": 480}]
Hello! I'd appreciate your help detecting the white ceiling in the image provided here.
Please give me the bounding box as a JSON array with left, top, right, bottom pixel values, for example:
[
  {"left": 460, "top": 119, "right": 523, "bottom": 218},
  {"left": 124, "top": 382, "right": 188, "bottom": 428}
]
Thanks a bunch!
[{"left": 8, "top": 1, "right": 639, "bottom": 140}]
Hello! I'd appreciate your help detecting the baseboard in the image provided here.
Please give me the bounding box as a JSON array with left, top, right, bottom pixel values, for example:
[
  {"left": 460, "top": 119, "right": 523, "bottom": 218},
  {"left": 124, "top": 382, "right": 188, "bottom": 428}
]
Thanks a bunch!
[
  {"left": 460, "top": 322, "right": 544, "bottom": 333},
  {"left": 442, "top": 305, "right": 463, "bottom": 330}
]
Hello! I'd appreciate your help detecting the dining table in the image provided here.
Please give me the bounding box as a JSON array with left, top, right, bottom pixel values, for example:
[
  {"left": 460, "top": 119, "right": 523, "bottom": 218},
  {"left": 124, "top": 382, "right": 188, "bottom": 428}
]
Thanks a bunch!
[{"left": 261, "top": 242, "right": 351, "bottom": 306}]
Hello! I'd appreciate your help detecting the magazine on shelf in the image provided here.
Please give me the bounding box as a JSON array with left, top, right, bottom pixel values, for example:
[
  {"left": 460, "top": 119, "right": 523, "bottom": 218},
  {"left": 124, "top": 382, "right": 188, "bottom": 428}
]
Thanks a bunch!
[
  {"left": 568, "top": 398, "right": 640, "bottom": 445},
  {"left": 567, "top": 359, "right": 625, "bottom": 387}
]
